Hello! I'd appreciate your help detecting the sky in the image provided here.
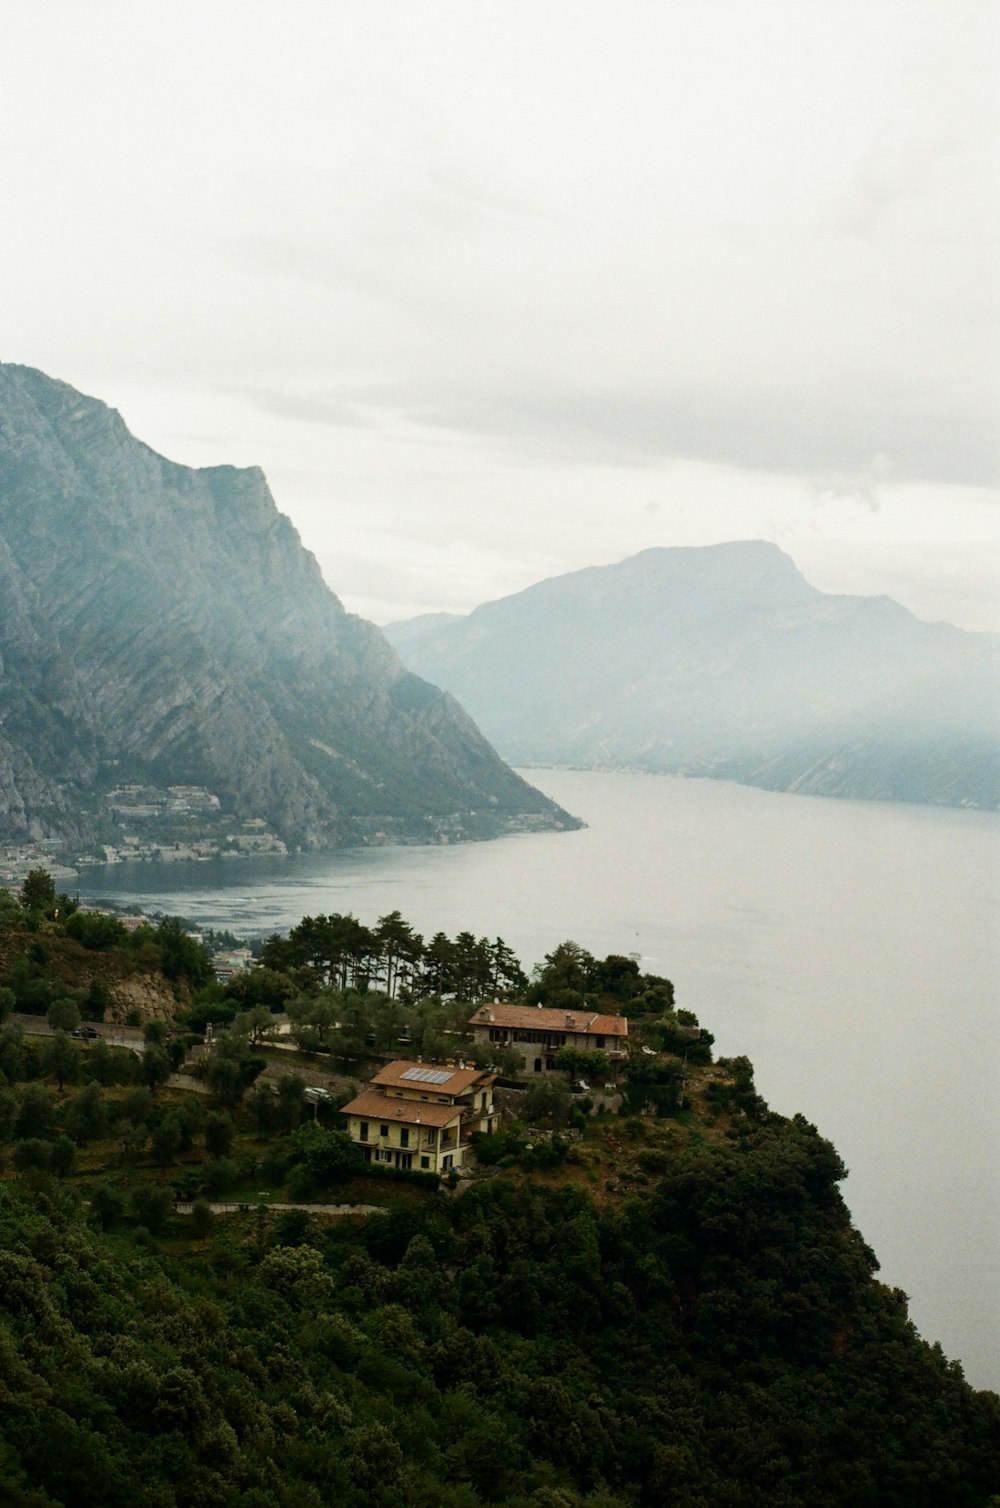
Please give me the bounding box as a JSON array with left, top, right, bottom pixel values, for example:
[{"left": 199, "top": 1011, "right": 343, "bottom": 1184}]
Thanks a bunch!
[{"left": 2, "top": 0, "right": 998, "bottom": 629}]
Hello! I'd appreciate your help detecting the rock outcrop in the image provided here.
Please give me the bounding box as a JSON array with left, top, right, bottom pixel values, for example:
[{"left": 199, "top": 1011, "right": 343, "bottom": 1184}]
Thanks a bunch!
[{"left": 0, "top": 364, "right": 576, "bottom": 850}]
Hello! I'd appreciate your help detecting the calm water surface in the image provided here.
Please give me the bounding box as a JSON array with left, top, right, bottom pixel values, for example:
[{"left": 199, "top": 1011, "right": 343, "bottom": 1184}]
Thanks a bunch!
[{"left": 76, "top": 769, "right": 1000, "bottom": 1390}]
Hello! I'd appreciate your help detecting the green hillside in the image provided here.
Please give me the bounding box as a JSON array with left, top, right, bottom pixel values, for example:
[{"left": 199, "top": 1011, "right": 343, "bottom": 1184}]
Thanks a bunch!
[{"left": 0, "top": 878, "right": 997, "bottom": 1505}]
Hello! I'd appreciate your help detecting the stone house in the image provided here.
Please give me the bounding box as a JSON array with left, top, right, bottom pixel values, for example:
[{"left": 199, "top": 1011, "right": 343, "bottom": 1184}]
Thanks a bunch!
[{"left": 468, "top": 1002, "right": 628, "bottom": 1075}]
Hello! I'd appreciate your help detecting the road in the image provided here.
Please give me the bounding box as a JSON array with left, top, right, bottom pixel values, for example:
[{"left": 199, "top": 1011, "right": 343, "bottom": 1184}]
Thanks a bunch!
[{"left": 174, "top": 1200, "right": 385, "bottom": 1217}]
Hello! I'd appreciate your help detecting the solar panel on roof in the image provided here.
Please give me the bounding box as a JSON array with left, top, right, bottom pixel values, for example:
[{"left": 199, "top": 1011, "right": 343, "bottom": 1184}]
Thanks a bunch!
[{"left": 400, "top": 1067, "right": 451, "bottom": 1084}]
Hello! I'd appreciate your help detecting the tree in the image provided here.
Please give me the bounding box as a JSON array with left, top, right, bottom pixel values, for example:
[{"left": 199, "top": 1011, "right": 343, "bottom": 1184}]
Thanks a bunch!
[
  {"left": 156, "top": 917, "right": 213, "bottom": 987},
  {"left": 46, "top": 997, "right": 81, "bottom": 1034},
  {"left": 130, "top": 1185, "right": 174, "bottom": 1234},
  {"left": 273, "top": 1208, "right": 311, "bottom": 1247},
  {"left": 295, "top": 1126, "right": 361, "bottom": 1187},
  {"left": 14, "top": 1135, "right": 74, "bottom": 1178},
  {"left": 48, "top": 1135, "right": 76, "bottom": 1176},
  {"left": 140, "top": 1045, "right": 172, "bottom": 1094},
  {"left": 420, "top": 933, "right": 457, "bottom": 997},
  {"left": 223, "top": 966, "right": 294, "bottom": 1014},
  {"left": 202, "top": 1032, "right": 265, "bottom": 1106},
  {"left": 590, "top": 953, "right": 642, "bottom": 1003},
  {"left": 63, "top": 1082, "right": 109, "bottom": 1146},
  {"left": 488, "top": 937, "right": 527, "bottom": 999},
  {"left": 64, "top": 911, "right": 126, "bottom": 950},
  {"left": 19, "top": 868, "right": 56, "bottom": 913},
  {"left": 84, "top": 1037, "right": 129, "bottom": 1087},
  {"left": 452, "top": 932, "right": 492, "bottom": 1001},
  {"left": 43, "top": 1031, "right": 79, "bottom": 1093},
  {"left": 0, "top": 1022, "right": 26, "bottom": 1083},
  {"left": 287, "top": 992, "right": 338, "bottom": 1052},
  {"left": 375, "top": 911, "right": 422, "bottom": 997},
  {"left": 526, "top": 940, "right": 596, "bottom": 1008},
  {"left": 84, "top": 977, "right": 111, "bottom": 1020},
  {"left": 15, "top": 1083, "right": 55, "bottom": 1139},
  {"left": 204, "top": 1112, "right": 234, "bottom": 1159},
  {"left": 485, "top": 1044, "right": 524, "bottom": 1079},
  {"left": 190, "top": 1198, "right": 214, "bottom": 1240},
  {"left": 0, "top": 986, "right": 15, "bottom": 1022},
  {"left": 554, "top": 1046, "right": 611, "bottom": 1083},
  {"left": 173, "top": 1095, "right": 203, "bottom": 1151},
  {"left": 248, "top": 1081, "right": 277, "bottom": 1136},
  {"left": 276, "top": 1074, "right": 307, "bottom": 1133},
  {"left": 622, "top": 1054, "right": 684, "bottom": 1116},
  {"left": 90, "top": 1181, "right": 126, "bottom": 1230},
  {"left": 231, "top": 1005, "right": 278, "bottom": 1046},
  {"left": 14, "top": 1138, "right": 54, "bottom": 1173},
  {"left": 523, "top": 1078, "right": 573, "bottom": 1125},
  {"left": 118, "top": 1118, "right": 148, "bottom": 1166},
  {"left": 0, "top": 1087, "right": 18, "bottom": 1142},
  {"left": 151, "top": 1115, "right": 182, "bottom": 1166},
  {"left": 203, "top": 1158, "right": 238, "bottom": 1198}
]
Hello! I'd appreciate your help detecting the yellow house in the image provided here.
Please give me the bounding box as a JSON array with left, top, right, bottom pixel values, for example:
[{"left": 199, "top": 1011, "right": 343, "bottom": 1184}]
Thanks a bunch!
[{"left": 341, "top": 1060, "right": 498, "bottom": 1175}]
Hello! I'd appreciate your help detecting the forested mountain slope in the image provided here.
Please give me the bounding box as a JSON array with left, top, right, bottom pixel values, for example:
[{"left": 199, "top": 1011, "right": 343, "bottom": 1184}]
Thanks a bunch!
[
  {"left": 0, "top": 885, "right": 998, "bottom": 1505},
  {"left": 0, "top": 364, "right": 573, "bottom": 851},
  {"left": 386, "top": 543, "right": 1000, "bottom": 808}
]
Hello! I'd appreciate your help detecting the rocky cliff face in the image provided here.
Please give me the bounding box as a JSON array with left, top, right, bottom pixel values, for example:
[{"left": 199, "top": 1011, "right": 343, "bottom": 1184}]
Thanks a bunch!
[
  {"left": 0, "top": 364, "right": 575, "bottom": 849},
  {"left": 385, "top": 543, "right": 1000, "bottom": 810}
]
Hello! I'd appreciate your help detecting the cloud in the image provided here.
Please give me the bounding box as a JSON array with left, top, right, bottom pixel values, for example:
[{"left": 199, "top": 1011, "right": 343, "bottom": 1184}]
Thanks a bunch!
[
  {"left": 2, "top": 0, "right": 996, "bottom": 630},
  {"left": 303, "top": 372, "right": 999, "bottom": 492},
  {"left": 237, "top": 387, "right": 378, "bottom": 430}
]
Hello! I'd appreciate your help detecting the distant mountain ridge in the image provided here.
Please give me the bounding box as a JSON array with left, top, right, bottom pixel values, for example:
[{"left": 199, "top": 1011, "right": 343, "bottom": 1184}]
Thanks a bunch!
[
  {"left": 385, "top": 543, "right": 1000, "bottom": 809},
  {"left": 0, "top": 363, "right": 575, "bottom": 852}
]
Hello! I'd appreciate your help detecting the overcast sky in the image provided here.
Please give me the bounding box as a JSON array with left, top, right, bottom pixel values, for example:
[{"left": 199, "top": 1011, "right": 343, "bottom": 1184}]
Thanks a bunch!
[{"left": 2, "top": 0, "right": 998, "bottom": 628}]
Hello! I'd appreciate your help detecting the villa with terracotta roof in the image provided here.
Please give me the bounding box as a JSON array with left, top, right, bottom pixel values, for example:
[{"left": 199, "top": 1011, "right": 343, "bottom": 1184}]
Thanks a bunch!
[
  {"left": 468, "top": 1002, "right": 628, "bottom": 1075},
  {"left": 340, "top": 1060, "right": 498, "bottom": 1175}
]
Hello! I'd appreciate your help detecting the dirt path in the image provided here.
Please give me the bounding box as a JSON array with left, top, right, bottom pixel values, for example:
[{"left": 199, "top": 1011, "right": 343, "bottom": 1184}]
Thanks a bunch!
[{"left": 174, "top": 1200, "right": 385, "bottom": 1217}]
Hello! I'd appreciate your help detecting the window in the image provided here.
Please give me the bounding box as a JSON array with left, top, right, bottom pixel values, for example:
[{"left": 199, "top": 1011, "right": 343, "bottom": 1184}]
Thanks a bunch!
[
  {"left": 596, "top": 1036, "right": 605, "bottom": 1049},
  {"left": 534, "top": 1058, "right": 542, "bottom": 1073},
  {"left": 380, "top": 1124, "right": 389, "bottom": 1138},
  {"left": 359, "top": 1121, "right": 369, "bottom": 1142},
  {"left": 400, "top": 1127, "right": 410, "bottom": 1148},
  {"left": 420, "top": 1156, "right": 430, "bottom": 1169}
]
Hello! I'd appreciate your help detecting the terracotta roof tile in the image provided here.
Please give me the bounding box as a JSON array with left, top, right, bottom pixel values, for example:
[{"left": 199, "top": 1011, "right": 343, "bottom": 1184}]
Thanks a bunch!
[
  {"left": 340, "top": 1090, "right": 461, "bottom": 1128},
  {"left": 370, "top": 1060, "right": 491, "bottom": 1095},
  {"left": 468, "top": 1003, "right": 628, "bottom": 1038}
]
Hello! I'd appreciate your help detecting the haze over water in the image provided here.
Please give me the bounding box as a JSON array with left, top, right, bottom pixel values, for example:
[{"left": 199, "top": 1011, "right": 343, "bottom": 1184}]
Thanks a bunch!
[{"left": 76, "top": 769, "right": 1000, "bottom": 1391}]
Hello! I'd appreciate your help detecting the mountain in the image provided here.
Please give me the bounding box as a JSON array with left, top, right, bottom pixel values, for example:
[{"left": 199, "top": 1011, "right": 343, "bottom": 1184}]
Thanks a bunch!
[
  {"left": 384, "top": 543, "right": 1000, "bottom": 808},
  {"left": 0, "top": 364, "right": 576, "bottom": 852}
]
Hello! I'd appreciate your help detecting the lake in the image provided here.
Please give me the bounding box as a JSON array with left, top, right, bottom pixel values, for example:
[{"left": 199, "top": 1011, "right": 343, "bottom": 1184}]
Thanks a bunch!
[{"left": 75, "top": 768, "right": 1000, "bottom": 1391}]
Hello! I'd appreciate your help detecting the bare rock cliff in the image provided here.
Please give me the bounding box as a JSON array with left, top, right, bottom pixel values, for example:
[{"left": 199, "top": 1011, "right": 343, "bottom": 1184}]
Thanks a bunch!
[{"left": 0, "top": 364, "right": 574, "bottom": 849}]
